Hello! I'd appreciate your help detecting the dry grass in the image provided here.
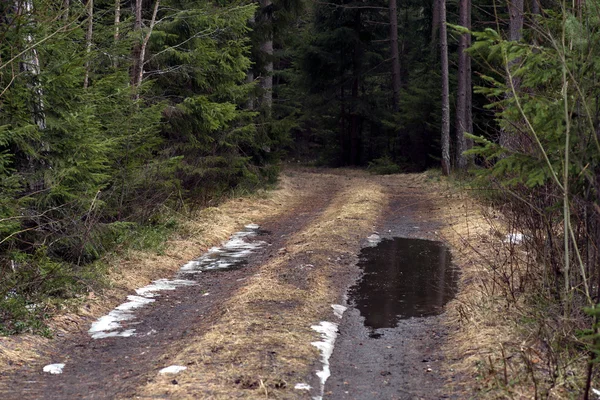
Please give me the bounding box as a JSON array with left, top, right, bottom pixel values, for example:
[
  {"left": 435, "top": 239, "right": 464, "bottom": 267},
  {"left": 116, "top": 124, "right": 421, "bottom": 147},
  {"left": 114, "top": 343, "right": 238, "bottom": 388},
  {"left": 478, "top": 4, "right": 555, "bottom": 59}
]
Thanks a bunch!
[
  {"left": 134, "top": 175, "right": 386, "bottom": 399},
  {"left": 0, "top": 175, "right": 299, "bottom": 374},
  {"left": 435, "top": 182, "right": 586, "bottom": 399}
]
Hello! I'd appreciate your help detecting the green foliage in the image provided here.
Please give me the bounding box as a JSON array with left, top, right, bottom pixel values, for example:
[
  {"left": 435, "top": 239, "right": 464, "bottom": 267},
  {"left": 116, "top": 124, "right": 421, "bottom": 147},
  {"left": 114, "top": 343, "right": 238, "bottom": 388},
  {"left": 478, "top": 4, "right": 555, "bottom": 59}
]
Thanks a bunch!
[
  {"left": 367, "top": 156, "right": 404, "bottom": 175},
  {"left": 0, "top": 0, "right": 284, "bottom": 334}
]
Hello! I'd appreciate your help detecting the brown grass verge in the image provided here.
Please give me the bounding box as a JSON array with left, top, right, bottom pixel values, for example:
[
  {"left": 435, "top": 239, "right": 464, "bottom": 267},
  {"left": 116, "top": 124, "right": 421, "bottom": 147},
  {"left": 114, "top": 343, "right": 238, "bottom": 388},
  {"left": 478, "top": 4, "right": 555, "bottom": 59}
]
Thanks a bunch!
[
  {"left": 436, "top": 181, "right": 587, "bottom": 399},
  {"left": 0, "top": 174, "right": 301, "bottom": 374},
  {"left": 134, "top": 176, "right": 386, "bottom": 399}
]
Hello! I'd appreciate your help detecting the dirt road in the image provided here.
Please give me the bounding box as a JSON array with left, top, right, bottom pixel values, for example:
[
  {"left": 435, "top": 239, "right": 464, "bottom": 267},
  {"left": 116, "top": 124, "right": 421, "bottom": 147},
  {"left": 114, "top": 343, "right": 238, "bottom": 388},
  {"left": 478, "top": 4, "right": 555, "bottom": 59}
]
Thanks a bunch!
[{"left": 0, "top": 168, "right": 463, "bottom": 399}]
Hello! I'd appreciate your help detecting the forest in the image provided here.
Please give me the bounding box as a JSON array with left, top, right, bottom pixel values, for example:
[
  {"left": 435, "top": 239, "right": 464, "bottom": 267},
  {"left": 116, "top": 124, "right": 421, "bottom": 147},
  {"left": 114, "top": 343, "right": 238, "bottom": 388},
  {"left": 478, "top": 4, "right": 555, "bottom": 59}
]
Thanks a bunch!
[{"left": 2, "top": 0, "right": 600, "bottom": 398}]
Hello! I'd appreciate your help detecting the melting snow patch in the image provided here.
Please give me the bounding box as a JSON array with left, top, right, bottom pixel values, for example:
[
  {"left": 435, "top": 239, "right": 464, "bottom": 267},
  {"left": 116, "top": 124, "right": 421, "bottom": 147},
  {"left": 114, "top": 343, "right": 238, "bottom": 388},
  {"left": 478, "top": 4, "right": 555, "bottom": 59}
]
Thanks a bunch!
[
  {"left": 88, "top": 224, "right": 264, "bottom": 339},
  {"left": 180, "top": 225, "right": 265, "bottom": 273},
  {"left": 593, "top": 388, "right": 600, "bottom": 399},
  {"left": 295, "top": 383, "right": 312, "bottom": 390},
  {"left": 311, "top": 321, "right": 339, "bottom": 400},
  {"left": 89, "top": 280, "right": 193, "bottom": 339},
  {"left": 43, "top": 363, "right": 65, "bottom": 374},
  {"left": 135, "top": 279, "right": 195, "bottom": 297},
  {"left": 366, "top": 233, "right": 381, "bottom": 247},
  {"left": 331, "top": 304, "right": 347, "bottom": 319},
  {"left": 504, "top": 233, "right": 525, "bottom": 244},
  {"left": 159, "top": 365, "right": 187, "bottom": 374}
]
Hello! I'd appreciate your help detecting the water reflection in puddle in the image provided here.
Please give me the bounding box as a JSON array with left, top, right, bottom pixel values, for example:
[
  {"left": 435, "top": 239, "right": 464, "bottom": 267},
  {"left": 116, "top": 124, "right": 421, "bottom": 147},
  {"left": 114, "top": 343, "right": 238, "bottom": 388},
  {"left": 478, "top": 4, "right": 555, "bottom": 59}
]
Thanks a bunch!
[{"left": 349, "top": 238, "right": 458, "bottom": 336}]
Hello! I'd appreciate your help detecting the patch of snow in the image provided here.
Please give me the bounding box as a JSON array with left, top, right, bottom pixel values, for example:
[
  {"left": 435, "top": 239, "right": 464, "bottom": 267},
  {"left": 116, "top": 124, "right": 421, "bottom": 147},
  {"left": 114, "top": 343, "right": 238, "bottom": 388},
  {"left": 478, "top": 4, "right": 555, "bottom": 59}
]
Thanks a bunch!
[
  {"left": 135, "top": 279, "right": 195, "bottom": 297},
  {"left": 311, "top": 321, "right": 339, "bottom": 400},
  {"left": 504, "top": 233, "right": 524, "bottom": 244},
  {"left": 43, "top": 363, "right": 65, "bottom": 374},
  {"left": 366, "top": 232, "right": 381, "bottom": 247},
  {"left": 294, "top": 383, "right": 312, "bottom": 390},
  {"left": 593, "top": 388, "right": 600, "bottom": 399},
  {"left": 159, "top": 365, "right": 187, "bottom": 374},
  {"left": 89, "top": 224, "right": 264, "bottom": 340},
  {"left": 331, "top": 304, "right": 347, "bottom": 319}
]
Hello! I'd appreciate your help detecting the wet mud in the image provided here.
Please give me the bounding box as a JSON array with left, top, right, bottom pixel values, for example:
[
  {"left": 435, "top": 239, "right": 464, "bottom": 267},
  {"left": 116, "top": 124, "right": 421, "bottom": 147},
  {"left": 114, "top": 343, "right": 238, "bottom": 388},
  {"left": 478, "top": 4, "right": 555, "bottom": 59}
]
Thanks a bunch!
[
  {"left": 326, "top": 180, "right": 459, "bottom": 400},
  {"left": 0, "top": 176, "right": 343, "bottom": 400}
]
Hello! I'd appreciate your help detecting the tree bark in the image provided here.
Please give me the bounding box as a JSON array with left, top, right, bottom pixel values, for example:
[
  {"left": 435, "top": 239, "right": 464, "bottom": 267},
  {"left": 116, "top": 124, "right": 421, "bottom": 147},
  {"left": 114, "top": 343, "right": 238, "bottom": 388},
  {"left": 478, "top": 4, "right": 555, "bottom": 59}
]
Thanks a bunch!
[
  {"left": 259, "top": 0, "right": 273, "bottom": 112},
  {"left": 131, "top": 0, "right": 142, "bottom": 87},
  {"left": 431, "top": 0, "right": 440, "bottom": 43},
  {"left": 114, "top": 0, "right": 121, "bottom": 43},
  {"left": 62, "top": 0, "right": 69, "bottom": 21},
  {"left": 508, "top": 0, "right": 524, "bottom": 42},
  {"left": 466, "top": 0, "right": 473, "bottom": 152},
  {"left": 439, "top": 0, "right": 450, "bottom": 175},
  {"left": 500, "top": 0, "right": 524, "bottom": 150},
  {"left": 132, "top": 0, "right": 160, "bottom": 93},
  {"left": 18, "top": 0, "right": 46, "bottom": 130},
  {"left": 456, "top": 0, "right": 471, "bottom": 170},
  {"left": 83, "top": 0, "right": 93, "bottom": 89},
  {"left": 389, "top": 0, "right": 401, "bottom": 112}
]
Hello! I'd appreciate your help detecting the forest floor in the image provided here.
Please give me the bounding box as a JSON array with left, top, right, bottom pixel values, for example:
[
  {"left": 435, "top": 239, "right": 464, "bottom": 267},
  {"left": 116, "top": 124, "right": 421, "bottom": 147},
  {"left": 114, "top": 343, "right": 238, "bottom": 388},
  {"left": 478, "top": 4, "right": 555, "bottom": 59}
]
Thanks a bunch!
[{"left": 0, "top": 167, "right": 535, "bottom": 399}]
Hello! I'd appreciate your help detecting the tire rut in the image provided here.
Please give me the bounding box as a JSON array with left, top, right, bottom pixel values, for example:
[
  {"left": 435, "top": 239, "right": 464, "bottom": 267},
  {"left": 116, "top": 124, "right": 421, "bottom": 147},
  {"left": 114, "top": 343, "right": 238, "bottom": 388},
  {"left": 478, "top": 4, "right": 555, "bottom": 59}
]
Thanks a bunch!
[{"left": 0, "top": 173, "right": 345, "bottom": 400}]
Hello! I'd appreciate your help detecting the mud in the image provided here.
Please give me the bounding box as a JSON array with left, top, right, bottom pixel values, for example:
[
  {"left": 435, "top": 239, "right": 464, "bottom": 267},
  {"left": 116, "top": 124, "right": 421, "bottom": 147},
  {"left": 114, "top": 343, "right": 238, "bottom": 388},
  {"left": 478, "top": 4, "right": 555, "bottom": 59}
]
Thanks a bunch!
[
  {"left": 0, "top": 170, "right": 463, "bottom": 399},
  {"left": 0, "top": 172, "right": 343, "bottom": 400},
  {"left": 325, "top": 177, "right": 459, "bottom": 400}
]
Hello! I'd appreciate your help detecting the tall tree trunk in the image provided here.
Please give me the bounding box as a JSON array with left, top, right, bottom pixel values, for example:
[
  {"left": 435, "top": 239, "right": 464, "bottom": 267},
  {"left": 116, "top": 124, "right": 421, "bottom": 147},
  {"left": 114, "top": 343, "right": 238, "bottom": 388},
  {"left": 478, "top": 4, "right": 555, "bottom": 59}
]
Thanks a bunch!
[
  {"left": 466, "top": 0, "right": 473, "bottom": 152},
  {"left": 114, "top": 0, "right": 121, "bottom": 42},
  {"left": 259, "top": 0, "right": 273, "bottom": 113},
  {"left": 62, "top": 0, "right": 69, "bottom": 21},
  {"left": 83, "top": 0, "right": 93, "bottom": 89},
  {"left": 18, "top": 0, "right": 46, "bottom": 130},
  {"left": 389, "top": 0, "right": 401, "bottom": 112},
  {"left": 246, "top": 14, "right": 255, "bottom": 110},
  {"left": 456, "top": 0, "right": 471, "bottom": 170},
  {"left": 531, "top": 0, "right": 540, "bottom": 14},
  {"left": 131, "top": 0, "right": 142, "bottom": 87},
  {"left": 431, "top": 0, "right": 440, "bottom": 43},
  {"left": 500, "top": 0, "right": 524, "bottom": 150},
  {"left": 132, "top": 0, "right": 160, "bottom": 94},
  {"left": 439, "top": 0, "right": 450, "bottom": 175}
]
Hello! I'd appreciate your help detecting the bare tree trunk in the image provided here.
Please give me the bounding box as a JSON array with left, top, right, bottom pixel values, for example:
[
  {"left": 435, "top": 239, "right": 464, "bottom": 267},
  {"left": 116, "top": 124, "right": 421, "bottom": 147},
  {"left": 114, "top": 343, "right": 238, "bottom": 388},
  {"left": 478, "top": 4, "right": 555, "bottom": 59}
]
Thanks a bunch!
[
  {"left": 132, "top": 0, "right": 160, "bottom": 94},
  {"left": 389, "top": 0, "right": 401, "bottom": 112},
  {"left": 509, "top": 0, "right": 524, "bottom": 42},
  {"left": 18, "top": 0, "right": 46, "bottom": 130},
  {"left": 259, "top": 0, "right": 273, "bottom": 113},
  {"left": 531, "top": 0, "right": 540, "bottom": 14},
  {"left": 500, "top": 0, "right": 524, "bottom": 150},
  {"left": 131, "top": 0, "right": 142, "bottom": 87},
  {"left": 62, "top": 0, "right": 69, "bottom": 21},
  {"left": 431, "top": 0, "right": 440, "bottom": 43},
  {"left": 246, "top": 13, "right": 255, "bottom": 110},
  {"left": 466, "top": 0, "right": 473, "bottom": 152},
  {"left": 456, "top": 0, "right": 471, "bottom": 170},
  {"left": 439, "top": 0, "right": 451, "bottom": 176},
  {"left": 114, "top": 0, "right": 121, "bottom": 42},
  {"left": 83, "top": 0, "right": 93, "bottom": 89}
]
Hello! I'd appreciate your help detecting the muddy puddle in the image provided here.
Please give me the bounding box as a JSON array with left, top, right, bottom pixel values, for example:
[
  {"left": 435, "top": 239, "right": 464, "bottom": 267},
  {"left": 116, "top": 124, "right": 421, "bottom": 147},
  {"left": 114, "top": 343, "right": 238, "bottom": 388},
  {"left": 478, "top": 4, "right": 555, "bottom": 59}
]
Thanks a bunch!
[{"left": 349, "top": 237, "right": 458, "bottom": 336}]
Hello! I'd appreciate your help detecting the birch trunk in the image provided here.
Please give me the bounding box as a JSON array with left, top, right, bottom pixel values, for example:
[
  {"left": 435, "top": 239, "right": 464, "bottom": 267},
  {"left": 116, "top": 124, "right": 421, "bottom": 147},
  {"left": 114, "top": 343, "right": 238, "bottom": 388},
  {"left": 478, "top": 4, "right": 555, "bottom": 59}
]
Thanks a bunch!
[
  {"left": 19, "top": 0, "right": 46, "bottom": 130},
  {"left": 83, "top": 0, "right": 93, "bottom": 89}
]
